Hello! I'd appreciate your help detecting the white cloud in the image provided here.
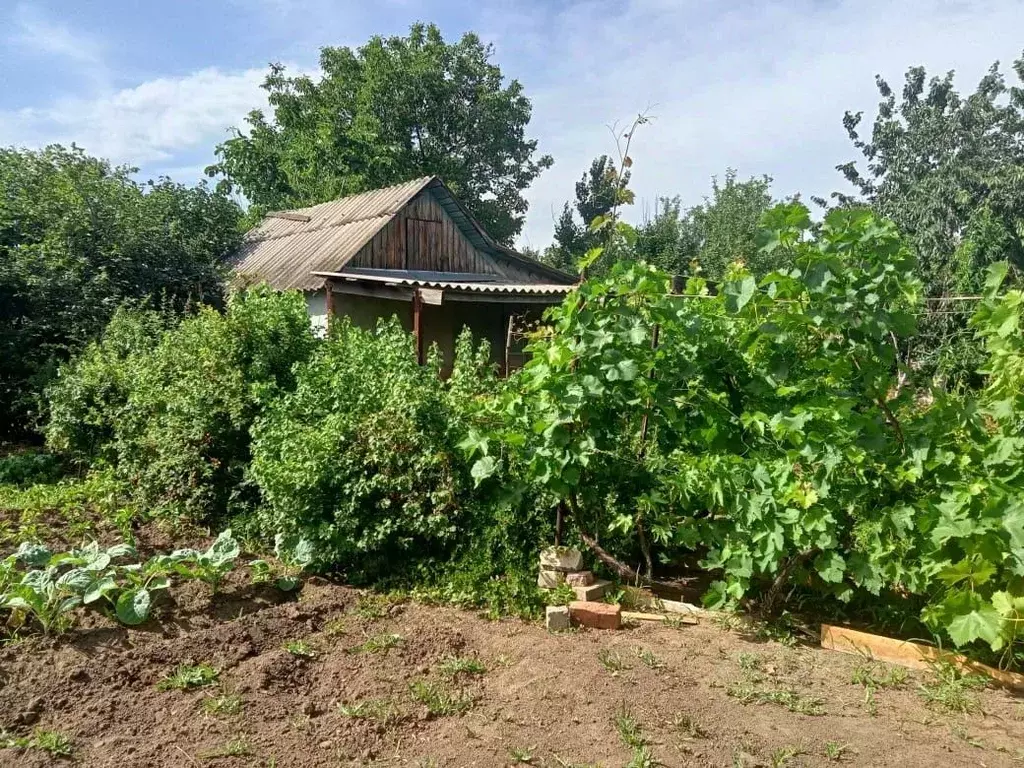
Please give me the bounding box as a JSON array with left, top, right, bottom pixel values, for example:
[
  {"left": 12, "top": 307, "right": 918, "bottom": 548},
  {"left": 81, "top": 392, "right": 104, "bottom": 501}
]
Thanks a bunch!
[
  {"left": 0, "top": 67, "right": 269, "bottom": 174},
  {"left": 498, "top": 0, "right": 1024, "bottom": 249},
  {"left": 7, "top": 3, "right": 107, "bottom": 87},
  {"left": 2, "top": 0, "right": 1022, "bottom": 243}
]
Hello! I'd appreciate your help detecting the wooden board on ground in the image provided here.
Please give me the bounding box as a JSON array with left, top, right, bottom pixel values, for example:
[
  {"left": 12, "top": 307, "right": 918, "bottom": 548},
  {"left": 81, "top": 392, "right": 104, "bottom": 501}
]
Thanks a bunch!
[
  {"left": 622, "top": 610, "right": 698, "bottom": 624},
  {"left": 820, "top": 623, "right": 1024, "bottom": 693}
]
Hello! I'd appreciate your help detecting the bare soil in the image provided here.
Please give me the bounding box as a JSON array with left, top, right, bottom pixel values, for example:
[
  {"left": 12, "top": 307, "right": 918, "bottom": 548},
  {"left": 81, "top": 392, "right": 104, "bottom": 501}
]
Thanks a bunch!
[{"left": 1, "top": 568, "right": 1022, "bottom": 768}]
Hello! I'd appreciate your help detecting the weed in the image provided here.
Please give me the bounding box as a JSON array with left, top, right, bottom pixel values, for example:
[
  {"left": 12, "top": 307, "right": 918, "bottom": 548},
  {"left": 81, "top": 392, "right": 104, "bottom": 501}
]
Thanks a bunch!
[
  {"left": 410, "top": 680, "right": 472, "bottom": 716},
  {"left": 200, "top": 737, "right": 252, "bottom": 759},
  {"left": 626, "top": 746, "right": 657, "bottom": 768},
  {"left": 851, "top": 663, "right": 907, "bottom": 689},
  {"left": 614, "top": 703, "right": 660, "bottom": 766},
  {"left": 545, "top": 582, "right": 577, "bottom": 606},
  {"left": 551, "top": 758, "right": 600, "bottom": 768},
  {"left": 338, "top": 698, "right": 400, "bottom": 724},
  {"left": 769, "top": 746, "right": 802, "bottom": 767},
  {"left": 726, "top": 680, "right": 824, "bottom": 715},
  {"left": 353, "top": 592, "right": 402, "bottom": 620},
  {"left": 1, "top": 728, "right": 74, "bottom": 757},
  {"left": 918, "top": 661, "right": 988, "bottom": 714},
  {"left": 438, "top": 655, "right": 486, "bottom": 678},
  {"left": 283, "top": 639, "right": 317, "bottom": 658},
  {"left": 201, "top": 693, "right": 243, "bottom": 716},
  {"left": 323, "top": 617, "right": 347, "bottom": 636},
  {"left": 672, "top": 712, "right": 707, "bottom": 740},
  {"left": 597, "top": 648, "right": 631, "bottom": 674},
  {"left": 633, "top": 646, "right": 664, "bottom": 669},
  {"left": 614, "top": 705, "right": 646, "bottom": 750},
  {"left": 850, "top": 661, "right": 906, "bottom": 715},
  {"left": 508, "top": 745, "right": 535, "bottom": 763},
  {"left": 157, "top": 663, "right": 219, "bottom": 691},
  {"left": 737, "top": 652, "right": 763, "bottom": 673},
  {"left": 663, "top": 615, "right": 692, "bottom": 630},
  {"left": 351, "top": 632, "right": 403, "bottom": 654},
  {"left": 823, "top": 741, "right": 851, "bottom": 761},
  {"left": 949, "top": 723, "right": 984, "bottom": 748}
]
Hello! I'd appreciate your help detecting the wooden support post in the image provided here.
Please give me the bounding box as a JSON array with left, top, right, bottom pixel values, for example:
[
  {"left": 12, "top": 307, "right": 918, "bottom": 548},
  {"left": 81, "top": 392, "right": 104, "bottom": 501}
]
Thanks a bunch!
[
  {"left": 504, "top": 314, "right": 514, "bottom": 377},
  {"left": 325, "top": 281, "right": 335, "bottom": 335},
  {"left": 412, "top": 288, "right": 424, "bottom": 365}
]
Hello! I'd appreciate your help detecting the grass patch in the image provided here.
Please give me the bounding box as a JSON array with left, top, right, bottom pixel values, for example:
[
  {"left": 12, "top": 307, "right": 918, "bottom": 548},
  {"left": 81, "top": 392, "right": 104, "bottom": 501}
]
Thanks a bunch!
[
  {"left": 350, "top": 632, "right": 403, "bottom": 654},
  {"left": 199, "top": 737, "right": 252, "bottom": 760},
  {"left": 726, "top": 680, "right": 824, "bottom": 715},
  {"left": 851, "top": 662, "right": 907, "bottom": 715},
  {"left": 282, "top": 639, "right": 318, "bottom": 658},
  {"left": 438, "top": 655, "right": 486, "bottom": 678},
  {"left": 409, "top": 680, "right": 472, "bottom": 716},
  {"left": 633, "top": 646, "right": 664, "bottom": 669},
  {"left": 157, "top": 663, "right": 219, "bottom": 691},
  {"left": 614, "top": 704, "right": 658, "bottom": 768},
  {"left": 201, "top": 693, "right": 243, "bottom": 716},
  {"left": 323, "top": 617, "right": 348, "bottom": 636},
  {"left": 918, "top": 661, "right": 988, "bottom": 714},
  {"left": 672, "top": 712, "right": 707, "bottom": 740},
  {"left": 338, "top": 697, "right": 401, "bottom": 724},
  {"left": 737, "top": 652, "right": 763, "bottom": 673},
  {"left": 508, "top": 745, "right": 536, "bottom": 763},
  {"left": 597, "top": 648, "right": 631, "bottom": 674},
  {"left": 823, "top": 741, "right": 851, "bottom": 761},
  {"left": 353, "top": 592, "right": 403, "bottom": 620},
  {"left": 770, "top": 746, "right": 802, "bottom": 767},
  {"left": 1, "top": 728, "right": 74, "bottom": 757}
]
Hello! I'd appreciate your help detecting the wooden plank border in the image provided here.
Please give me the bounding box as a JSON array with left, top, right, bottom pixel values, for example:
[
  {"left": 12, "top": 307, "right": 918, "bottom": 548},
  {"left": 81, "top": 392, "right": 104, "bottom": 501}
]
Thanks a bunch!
[{"left": 820, "top": 624, "right": 1024, "bottom": 693}]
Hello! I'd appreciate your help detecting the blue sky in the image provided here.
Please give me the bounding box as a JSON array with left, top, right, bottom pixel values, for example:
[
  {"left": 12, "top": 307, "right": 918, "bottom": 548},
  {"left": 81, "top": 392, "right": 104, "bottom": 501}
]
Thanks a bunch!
[{"left": 2, "top": 0, "right": 1023, "bottom": 247}]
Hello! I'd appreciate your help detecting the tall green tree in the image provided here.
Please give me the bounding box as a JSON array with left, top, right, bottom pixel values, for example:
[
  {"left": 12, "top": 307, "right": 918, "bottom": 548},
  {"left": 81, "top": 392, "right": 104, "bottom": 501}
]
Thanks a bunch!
[
  {"left": 0, "top": 145, "right": 242, "bottom": 436},
  {"left": 207, "top": 23, "right": 552, "bottom": 244},
  {"left": 832, "top": 55, "right": 1024, "bottom": 384},
  {"left": 542, "top": 155, "right": 631, "bottom": 274},
  {"left": 635, "top": 170, "right": 777, "bottom": 280}
]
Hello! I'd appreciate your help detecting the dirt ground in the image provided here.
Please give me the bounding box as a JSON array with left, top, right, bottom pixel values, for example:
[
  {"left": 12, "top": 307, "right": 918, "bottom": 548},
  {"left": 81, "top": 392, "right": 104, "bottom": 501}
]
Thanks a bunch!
[{"left": 1, "top": 567, "right": 1023, "bottom": 768}]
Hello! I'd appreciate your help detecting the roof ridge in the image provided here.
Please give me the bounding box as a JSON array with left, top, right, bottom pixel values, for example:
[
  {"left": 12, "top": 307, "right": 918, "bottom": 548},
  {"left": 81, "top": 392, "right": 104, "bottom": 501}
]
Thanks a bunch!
[{"left": 274, "top": 175, "right": 436, "bottom": 217}]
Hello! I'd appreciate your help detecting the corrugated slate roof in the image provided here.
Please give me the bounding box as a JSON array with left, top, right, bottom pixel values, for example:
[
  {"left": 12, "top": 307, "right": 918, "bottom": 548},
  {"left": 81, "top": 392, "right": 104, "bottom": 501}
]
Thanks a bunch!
[
  {"left": 312, "top": 268, "right": 573, "bottom": 297},
  {"left": 229, "top": 176, "right": 574, "bottom": 291},
  {"left": 230, "top": 177, "right": 435, "bottom": 291}
]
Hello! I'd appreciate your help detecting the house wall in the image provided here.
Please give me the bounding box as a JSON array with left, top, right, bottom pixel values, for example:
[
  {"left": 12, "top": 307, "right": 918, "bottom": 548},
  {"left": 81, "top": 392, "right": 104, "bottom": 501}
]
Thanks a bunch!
[
  {"left": 347, "top": 190, "right": 502, "bottom": 275},
  {"left": 305, "top": 290, "right": 329, "bottom": 337},
  {"left": 327, "top": 290, "right": 546, "bottom": 375}
]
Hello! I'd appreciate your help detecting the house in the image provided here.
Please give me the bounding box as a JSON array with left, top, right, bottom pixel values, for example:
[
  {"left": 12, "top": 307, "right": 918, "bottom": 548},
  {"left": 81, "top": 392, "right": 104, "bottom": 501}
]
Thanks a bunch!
[{"left": 231, "top": 176, "right": 576, "bottom": 372}]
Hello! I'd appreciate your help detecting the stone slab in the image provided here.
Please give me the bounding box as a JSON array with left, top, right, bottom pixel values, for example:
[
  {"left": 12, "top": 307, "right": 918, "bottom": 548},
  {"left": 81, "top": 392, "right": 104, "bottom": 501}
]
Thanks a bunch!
[
  {"left": 537, "top": 569, "right": 566, "bottom": 588},
  {"left": 539, "top": 546, "right": 583, "bottom": 573},
  {"left": 568, "top": 600, "right": 621, "bottom": 630},
  {"left": 545, "top": 605, "right": 571, "bottom": 631},
  {"left": 572, "top": 579, "right": 611, "bottom": 602},
  {"left": 565, "top": 570, "right": 595, "bottom": 587}
]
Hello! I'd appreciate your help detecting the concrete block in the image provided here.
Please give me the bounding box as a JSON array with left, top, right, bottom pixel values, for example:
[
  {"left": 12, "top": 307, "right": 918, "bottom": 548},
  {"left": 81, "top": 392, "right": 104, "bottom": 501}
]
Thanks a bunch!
[
  {"left": 545, "top": 605, "right": 571, "bottom": 631},
  {"left": 565, "top": 570, "right": 595, "bottom": 587},
  {"left": 568, "top": 600, "right": 621, "bottom": 630},
  {"left": 537, "top": 569, "right": 566, "bottom": 588},
  {"left": 539, "top": 546, "right": 583, "bottom": 573},
  {"left": 572, "top": 579, "right": 611, "bottom": 602}
]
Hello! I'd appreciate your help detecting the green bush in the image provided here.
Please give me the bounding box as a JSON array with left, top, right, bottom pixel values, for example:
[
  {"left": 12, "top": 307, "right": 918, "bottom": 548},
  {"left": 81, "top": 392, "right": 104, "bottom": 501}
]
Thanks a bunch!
[
  {"left": 249, "top": 319, "right": 479, "bottom": 576},
  {"left": 0, "top": 450, "right": 64, "bottom": 487},
  {"left": 45, "top": 305, "right": 167, "bottom": 465},
  {"left": 45, "top": 285, "right": 316, "bottom": 524}
]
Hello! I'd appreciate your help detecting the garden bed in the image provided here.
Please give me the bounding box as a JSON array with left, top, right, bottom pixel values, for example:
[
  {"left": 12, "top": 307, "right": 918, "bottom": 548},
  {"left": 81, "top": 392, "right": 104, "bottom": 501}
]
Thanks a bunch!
[{"left": 1, "top": 573, "right": 1022, "bottom": 767}]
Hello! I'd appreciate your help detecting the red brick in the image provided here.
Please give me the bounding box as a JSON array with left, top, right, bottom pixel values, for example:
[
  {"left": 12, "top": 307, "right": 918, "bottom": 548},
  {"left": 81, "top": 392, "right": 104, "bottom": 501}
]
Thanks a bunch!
[{"left": 569, "top": 600, "right": 621, "bottom": 630}]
